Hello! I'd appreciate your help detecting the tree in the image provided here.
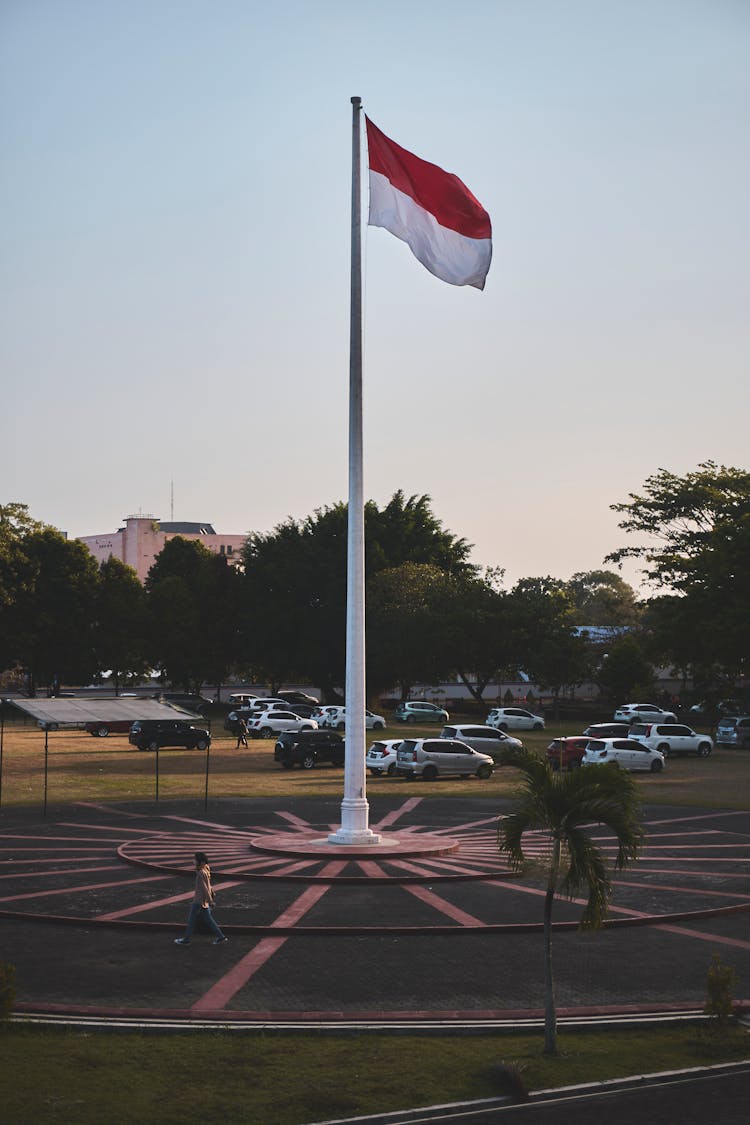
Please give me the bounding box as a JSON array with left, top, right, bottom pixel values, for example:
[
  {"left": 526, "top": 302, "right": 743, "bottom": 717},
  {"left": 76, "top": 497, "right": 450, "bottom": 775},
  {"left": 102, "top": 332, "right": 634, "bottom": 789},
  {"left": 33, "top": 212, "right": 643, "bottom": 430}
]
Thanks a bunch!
[
  {"left": 606, "top": 462, "right": 750, "bottom": 680},
  {"left": 10, "top": 528, "right": 100, "bottom": 693},
  {"left": 564, "top": 569, "right": 641, "bottom": 627},
  {"left": 595, "top": 634, "right": 655, "bottom": 704},
  {"left": 497, "top": 750, "right": 643, "bottom": 1055},
  {"left": 437, "top": 569, "right": 518, "bottom": 703},
  {"left": 93, "top": 557, "right": 149, "bottom": 693},
  {"left": 508, "top": 578, "right": 590, "bottom": 713},
  {"left": 242, "top": 492, "right": 475, "bottom": 700},
  {"left": 145, "top": 538, "right": 242, "bottom": 692},
  {"left": 366, "top": 563, "right": 454, "bottom": 698}
]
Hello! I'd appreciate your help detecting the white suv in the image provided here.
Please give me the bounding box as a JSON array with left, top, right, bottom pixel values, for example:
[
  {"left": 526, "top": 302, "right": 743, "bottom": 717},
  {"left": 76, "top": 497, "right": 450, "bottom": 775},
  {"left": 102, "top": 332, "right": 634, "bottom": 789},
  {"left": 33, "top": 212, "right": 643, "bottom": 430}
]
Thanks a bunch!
[
  {"left": 628, "top": 723, "right": 713, "bottom": 758},
  {"left": 486, "top": 707, "right": 545, "bottom": 732},
  {"left": 613, "top": 703, "right": 677, "bottom": 724}
]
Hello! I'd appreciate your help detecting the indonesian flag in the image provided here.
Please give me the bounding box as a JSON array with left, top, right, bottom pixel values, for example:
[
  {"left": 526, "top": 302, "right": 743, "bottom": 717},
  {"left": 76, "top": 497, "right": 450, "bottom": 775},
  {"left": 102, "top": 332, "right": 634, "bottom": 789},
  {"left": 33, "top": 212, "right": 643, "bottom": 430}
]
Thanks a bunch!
[{"left": 365, "top": 116, "right": 492, "bottom": 290}]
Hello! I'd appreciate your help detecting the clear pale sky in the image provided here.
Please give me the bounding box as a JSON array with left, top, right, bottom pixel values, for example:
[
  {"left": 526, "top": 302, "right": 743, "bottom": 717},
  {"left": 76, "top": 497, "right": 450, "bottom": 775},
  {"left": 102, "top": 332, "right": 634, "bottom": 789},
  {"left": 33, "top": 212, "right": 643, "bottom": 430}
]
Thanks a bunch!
[{"left": 2, "top": 1, "right": 748, "bottom": 594}]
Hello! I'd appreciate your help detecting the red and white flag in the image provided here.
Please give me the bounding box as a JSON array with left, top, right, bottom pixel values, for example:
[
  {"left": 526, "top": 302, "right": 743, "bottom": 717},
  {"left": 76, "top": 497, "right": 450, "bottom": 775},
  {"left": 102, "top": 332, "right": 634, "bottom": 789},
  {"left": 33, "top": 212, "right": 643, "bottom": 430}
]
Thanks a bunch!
[{"left": 365, "top": 116, "right": 492, "bottom": 290}]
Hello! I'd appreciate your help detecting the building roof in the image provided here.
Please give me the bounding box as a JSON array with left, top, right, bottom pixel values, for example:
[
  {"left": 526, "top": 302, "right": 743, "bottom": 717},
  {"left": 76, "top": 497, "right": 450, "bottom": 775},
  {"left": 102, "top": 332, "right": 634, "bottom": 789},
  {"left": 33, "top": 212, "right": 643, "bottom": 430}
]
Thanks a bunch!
[{"left": 158, "top": 522, "right": 216, "bottom": 534}]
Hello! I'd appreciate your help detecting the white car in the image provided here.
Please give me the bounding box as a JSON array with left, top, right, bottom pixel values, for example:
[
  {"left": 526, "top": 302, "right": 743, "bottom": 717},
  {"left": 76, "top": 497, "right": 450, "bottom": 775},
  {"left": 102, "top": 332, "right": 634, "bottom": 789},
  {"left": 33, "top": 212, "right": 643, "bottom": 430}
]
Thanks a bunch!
[
  {"left": 247, "top": 711, "right": 318, "bottom": 738},
  {"left": 628, "top": 723, "right": 713, "bottom": 758},
  {"left": 320, "top": 707, "right": 386, "bottom": 731},
  {"left": 582, "top": 737, "right": 666, "bottom": 773},
  {"left": 486, "top": 707, "right": 545, "bottom": 732},
  {"left": 365, "top": 739, "right": 403, "bottom": 776},
  {"left": 613, "top": 703, "right": 677, "bottom": 724}
]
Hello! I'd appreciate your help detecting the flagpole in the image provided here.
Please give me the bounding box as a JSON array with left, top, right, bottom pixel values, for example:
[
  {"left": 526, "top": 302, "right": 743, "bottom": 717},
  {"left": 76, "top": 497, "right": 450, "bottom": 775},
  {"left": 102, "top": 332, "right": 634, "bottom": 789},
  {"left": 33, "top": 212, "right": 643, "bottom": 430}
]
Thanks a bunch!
[{"left": 329, "top": 97, "right": 380, "bottom": 845}]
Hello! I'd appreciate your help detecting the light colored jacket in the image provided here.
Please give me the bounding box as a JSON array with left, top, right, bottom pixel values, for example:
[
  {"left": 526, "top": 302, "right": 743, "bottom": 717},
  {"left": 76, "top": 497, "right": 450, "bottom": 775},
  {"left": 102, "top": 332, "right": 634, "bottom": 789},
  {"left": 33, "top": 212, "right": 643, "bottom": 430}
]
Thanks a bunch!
[{"left": 193, "top": 864, "right": 214, "bottom": 907}]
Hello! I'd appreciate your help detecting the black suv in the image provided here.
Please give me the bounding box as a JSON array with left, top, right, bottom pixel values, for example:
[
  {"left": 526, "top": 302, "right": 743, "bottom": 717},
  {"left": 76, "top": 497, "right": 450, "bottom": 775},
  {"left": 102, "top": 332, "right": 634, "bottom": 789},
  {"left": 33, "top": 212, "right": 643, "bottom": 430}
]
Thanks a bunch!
[
  {"left": 274, "top": 729, "right": 345, "bottom": 769},
  {"left": 129, "top": 719, "right": 211, "bottom": 752}
]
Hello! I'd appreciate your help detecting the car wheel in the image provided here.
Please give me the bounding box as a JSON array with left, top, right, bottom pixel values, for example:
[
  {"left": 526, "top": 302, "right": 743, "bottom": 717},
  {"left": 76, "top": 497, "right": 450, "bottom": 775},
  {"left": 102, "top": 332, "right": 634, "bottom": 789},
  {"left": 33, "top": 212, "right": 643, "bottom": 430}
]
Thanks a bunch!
[
  {"left": 498, "top": 723, "right": 509, "bottom": 732},
  {"left": 373, "top": 721, "right": 384, "bottom": 730},
  {"left": 260, "top": 726, "right": 273, "bottom": 739},
  {"left": 302, "top": 753, "right": 316, "bottom": 770},
  {"left": 148, "top": 740, "right": 160, "bottom": 752},
  {"left": 196, "top": 738, "right": 208, "bottom": 751},
  {"left": 336, "top": 722, "right": 345, "bottom": 731},
  {"left": 650, "top": 759, "right": 663, "bottom": 773},
  {"left": 698, "top": 743, "right": 712, "bottom": 757},
  {"left": 533, "top": 722, "right": 543, "bottom": 731},
  {"left": 477, "top": 764, "right": 492, "bottom": 780},
  {"left": 95, "top": 725, "right": 110, "bottom": 738},
  {"left": 406, "top": 715, "right": 416, "bottom": 724},
  {"left": 657, "top": 743, "right": 670, "bottom": 755},
  {"left": 386, "top": 762, "right": 396, "bottom": 776},
  {"left": 281, "top": 759, "right": 294, "bottom": 769},
  {"left": 369, "top": 768, "right": 382, "bottom": 776},
  {"left": 422, "top": 765, "right": 438, "bottom": 781}
]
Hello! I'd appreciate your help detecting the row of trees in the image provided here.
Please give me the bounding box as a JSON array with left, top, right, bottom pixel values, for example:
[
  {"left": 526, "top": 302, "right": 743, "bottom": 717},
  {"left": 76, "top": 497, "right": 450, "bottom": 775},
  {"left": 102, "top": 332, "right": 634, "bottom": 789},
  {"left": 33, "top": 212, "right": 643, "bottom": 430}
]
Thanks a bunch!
[{"left": 1, "top": 463, "right": 747, "bottom": 704}]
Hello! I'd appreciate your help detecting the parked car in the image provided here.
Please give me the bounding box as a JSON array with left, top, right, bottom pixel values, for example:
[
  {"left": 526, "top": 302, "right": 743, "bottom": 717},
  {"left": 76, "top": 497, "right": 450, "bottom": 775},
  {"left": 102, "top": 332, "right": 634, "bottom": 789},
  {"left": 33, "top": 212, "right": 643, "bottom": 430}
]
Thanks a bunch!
[
  {"left": 247, "top": 698, "right": 287, "bottom": 714},
  {"left": 628, "top": 723, "right": 713, "bottom": 758},
  {"left": 365, "top": 739, "right": 403, "bottom": 776},
  {"left": 715, "top": 715, "right": 750, "bottom": 749},
  {"left": 155, "top": 693, "right": 213, "bottom": 717},
  {"left": 582, "top": 723, "right": 633, "bottom": 739},
  {"left": 247, "top": 711, "right": 318, "bottom": 739},
  {"left": 546, "top": 736, "right": 590, "bottom": 770},
  {"left": 285, "top": 703, "right": 318, "bottom": 719},
  {"left": 129, "top": 720, "right": 211, "bottom": 752},
  {"left": 311, "top": 705, "right": 341, "bottom": 727},
  {"left": 395, "top": 738, "right": 494, "bottom": 781},
  {"left": 394, "top": 701, "right": 449, "bottom": 724},
  {"left": 319, "top": 706, "right": 386, "bottom": 731},
  {"left": 228, "top": 693, "right": 259, "bottom": 707},
  {"left": 582, "top": 738, "right": 666, "bottom": 773},
  {"left": 84, "top": 720, "right": 134, "bottom": 738},
  {"left": 277, "top": 690, "right": 320, "bottom": 707},
  {"left": 486, "top": 707, "right": 545, "bottom": 732},
  {"left": 440, "top": 724, "right": 522, "bottom": 759},
  {"left": 274, "top": 729, "right": 345, "bottom": 769},
  {"left": 613, "top": 703, "right": 677, "bottom": 724},
  {"left": 224, "top": 707, "right": 257, "bottom": 734}
]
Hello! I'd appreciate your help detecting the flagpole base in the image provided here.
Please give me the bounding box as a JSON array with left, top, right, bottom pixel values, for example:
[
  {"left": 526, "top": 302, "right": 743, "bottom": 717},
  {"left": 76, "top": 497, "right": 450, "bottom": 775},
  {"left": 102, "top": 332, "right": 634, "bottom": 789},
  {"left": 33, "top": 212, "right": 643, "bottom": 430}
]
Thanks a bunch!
[{"left": 328, "top": 797, "right": 382, "bottom": 846}]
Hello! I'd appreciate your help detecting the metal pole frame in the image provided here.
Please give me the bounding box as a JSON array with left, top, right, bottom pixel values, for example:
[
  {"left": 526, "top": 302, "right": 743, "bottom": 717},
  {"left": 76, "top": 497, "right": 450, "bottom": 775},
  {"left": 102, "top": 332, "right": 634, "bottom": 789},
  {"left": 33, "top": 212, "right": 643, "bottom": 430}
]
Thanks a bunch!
[{"left": 329, "top": 96, "right": 380, "bottom": 845}]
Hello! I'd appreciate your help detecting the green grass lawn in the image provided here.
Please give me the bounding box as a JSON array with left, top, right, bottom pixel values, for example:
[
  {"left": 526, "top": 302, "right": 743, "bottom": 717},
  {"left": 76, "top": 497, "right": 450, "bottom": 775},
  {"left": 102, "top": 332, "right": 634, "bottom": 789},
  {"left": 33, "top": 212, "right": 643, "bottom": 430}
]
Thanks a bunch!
[
  {"left": 1, "top": 1022, "right": 748, "bottom": 1125},
  {"left": 0, "top": 718, "right": 747, "bottom": 810}
]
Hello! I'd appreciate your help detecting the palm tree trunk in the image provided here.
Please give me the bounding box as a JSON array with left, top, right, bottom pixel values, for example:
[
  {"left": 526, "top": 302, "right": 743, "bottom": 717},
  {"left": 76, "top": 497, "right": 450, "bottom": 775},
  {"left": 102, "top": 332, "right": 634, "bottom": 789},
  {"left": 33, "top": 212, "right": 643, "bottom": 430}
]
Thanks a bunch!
[{"left": 543, "top": 837, "right": 561, "bottom": 1055}]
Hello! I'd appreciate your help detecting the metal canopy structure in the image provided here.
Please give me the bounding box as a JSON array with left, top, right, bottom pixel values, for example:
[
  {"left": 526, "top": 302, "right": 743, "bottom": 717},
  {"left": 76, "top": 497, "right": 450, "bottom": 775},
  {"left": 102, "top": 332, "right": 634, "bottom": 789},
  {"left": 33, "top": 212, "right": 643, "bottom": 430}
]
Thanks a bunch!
[{"left": 6, "top": 697, "right": 196, "bottom": 728}]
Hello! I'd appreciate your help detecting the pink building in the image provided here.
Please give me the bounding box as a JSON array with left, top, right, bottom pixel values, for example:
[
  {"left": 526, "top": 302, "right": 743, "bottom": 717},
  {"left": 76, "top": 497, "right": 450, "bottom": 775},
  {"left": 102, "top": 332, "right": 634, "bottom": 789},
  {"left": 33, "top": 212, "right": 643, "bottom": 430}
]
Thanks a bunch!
[{"left": 78, "top": 515, "right": 247, "bottom": 582}]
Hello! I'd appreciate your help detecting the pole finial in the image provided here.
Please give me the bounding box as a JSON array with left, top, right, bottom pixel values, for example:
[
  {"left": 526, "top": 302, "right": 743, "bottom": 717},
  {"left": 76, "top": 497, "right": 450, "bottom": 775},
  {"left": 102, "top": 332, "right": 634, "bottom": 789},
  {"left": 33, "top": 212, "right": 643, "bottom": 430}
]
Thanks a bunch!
[{"left": 351, "top": 96, "right": 361, "bottom": 108}]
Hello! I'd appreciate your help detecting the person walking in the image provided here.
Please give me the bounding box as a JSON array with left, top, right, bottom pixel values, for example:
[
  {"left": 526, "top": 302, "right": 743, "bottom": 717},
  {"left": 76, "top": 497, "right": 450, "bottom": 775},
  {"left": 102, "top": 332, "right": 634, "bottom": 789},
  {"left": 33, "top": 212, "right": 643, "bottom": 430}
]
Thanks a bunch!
[
  {"left": 236, "top": 716, "right": 248, "bottom": 749},
  {"left": 174, "top": 851, "right": 227, "bottom": 946}
]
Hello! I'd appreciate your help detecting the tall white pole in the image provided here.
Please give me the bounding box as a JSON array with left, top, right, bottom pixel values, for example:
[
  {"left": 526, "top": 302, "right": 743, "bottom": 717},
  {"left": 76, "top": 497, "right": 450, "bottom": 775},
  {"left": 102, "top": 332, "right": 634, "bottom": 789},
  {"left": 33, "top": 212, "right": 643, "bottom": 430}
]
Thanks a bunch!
[{"left": 329, "top": 97, "right": 380, "bottom": 845}]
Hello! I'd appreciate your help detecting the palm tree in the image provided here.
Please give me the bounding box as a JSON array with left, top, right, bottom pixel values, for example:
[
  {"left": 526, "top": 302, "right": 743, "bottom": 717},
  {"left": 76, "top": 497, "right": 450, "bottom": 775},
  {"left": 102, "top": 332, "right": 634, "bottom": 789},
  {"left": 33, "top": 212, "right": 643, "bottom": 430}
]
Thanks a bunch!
[{"left": 497, "top": 749, "right": 643, "bottom": 1055}]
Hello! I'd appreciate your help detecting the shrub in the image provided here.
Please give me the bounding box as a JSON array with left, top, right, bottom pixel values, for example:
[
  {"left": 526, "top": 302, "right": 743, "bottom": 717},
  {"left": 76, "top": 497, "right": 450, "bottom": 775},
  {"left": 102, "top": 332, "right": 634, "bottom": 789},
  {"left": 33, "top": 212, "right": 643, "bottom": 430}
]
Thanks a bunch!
[
  {"left": 704, "top": 953, "right": 738, "bottom": 1030},
  {"left": 0, "top": 962, "right": 16, "bottom": 1020}
]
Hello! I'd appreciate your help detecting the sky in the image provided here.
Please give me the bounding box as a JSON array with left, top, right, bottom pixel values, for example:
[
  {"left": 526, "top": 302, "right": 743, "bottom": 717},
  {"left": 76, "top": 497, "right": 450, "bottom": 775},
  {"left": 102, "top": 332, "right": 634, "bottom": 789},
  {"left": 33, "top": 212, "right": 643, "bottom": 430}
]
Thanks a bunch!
[{"left": 2, "top": 0, "right": 748, "bottom": 596}]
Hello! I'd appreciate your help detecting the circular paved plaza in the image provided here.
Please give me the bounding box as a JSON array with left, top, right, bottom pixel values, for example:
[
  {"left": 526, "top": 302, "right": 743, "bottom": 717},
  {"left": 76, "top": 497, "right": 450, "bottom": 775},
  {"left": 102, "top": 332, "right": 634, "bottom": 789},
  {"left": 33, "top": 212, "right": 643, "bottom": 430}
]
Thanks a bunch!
[{"left": 1, "top": 796, "right": 749, "bottom": 1024}]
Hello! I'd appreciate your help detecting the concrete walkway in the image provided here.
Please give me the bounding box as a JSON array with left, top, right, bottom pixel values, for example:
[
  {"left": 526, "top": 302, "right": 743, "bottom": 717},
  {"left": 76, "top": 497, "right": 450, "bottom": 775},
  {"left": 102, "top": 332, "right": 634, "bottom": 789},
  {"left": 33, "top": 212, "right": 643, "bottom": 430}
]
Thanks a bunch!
[{"left": 1, "top": 796, "right": 749, "bottom": 1024}]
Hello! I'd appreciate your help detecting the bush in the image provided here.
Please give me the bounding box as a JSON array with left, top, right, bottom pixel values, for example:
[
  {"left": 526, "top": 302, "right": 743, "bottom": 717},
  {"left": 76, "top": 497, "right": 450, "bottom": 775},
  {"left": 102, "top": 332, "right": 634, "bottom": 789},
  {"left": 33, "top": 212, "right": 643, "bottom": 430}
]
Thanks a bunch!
[
  {"left": 704, "top": 953, "right": 738, "bottom": 1030},
  {"left": 0, "top": 962, "right": 16, "bottom": 1020}
]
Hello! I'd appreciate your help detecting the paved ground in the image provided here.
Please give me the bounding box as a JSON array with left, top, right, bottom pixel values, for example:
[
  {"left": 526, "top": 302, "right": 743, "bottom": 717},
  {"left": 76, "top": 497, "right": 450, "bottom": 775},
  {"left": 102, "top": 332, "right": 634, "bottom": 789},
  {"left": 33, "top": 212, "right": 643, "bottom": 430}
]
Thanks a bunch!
[{"left": 1, "top": 795, "right": 749, "bottom": 1024}]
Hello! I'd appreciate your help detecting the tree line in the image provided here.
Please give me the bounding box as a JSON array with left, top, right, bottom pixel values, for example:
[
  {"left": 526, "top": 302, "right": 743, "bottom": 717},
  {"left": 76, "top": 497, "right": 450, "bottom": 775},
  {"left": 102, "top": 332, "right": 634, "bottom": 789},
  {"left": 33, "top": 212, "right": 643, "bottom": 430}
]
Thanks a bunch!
[{"left": 0, "top": 463, "right": 747, "bottom": 706}]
